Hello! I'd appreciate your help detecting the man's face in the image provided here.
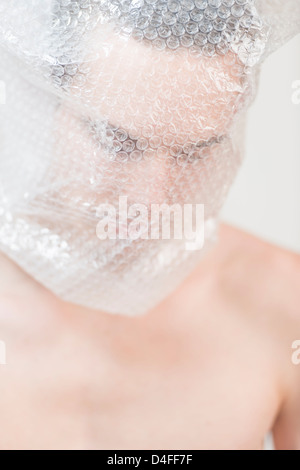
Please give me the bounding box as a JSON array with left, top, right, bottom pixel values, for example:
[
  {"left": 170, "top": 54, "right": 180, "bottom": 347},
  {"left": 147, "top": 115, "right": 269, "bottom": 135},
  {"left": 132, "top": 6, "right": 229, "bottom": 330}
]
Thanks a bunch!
[
  {"left": 0, "top": 0, "right": 265, "bottom": 314},
  {"left": 54, "top": 22, "right": 244, "bottom": 210}
]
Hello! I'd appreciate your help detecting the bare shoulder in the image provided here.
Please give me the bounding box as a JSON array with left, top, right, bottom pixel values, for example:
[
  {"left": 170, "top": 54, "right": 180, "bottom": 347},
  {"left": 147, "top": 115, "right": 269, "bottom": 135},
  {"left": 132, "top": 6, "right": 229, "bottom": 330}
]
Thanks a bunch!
[{"left": 214, "top": 224, "right": 300, "bottom": 321}]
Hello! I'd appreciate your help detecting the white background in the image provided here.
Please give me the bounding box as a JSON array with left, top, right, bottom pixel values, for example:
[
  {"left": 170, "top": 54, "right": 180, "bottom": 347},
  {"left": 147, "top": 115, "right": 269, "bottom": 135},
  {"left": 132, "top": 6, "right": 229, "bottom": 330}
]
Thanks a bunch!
[{"left": 222, "top": 35, "right": 300, "bottom": 254}]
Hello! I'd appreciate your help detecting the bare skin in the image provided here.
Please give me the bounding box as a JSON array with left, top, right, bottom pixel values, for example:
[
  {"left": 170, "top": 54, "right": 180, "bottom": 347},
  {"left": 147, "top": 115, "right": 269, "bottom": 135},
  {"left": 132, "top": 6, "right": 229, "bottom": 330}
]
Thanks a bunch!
[{"left": 0, "top": 224, "right": 299, "bottom": 450}]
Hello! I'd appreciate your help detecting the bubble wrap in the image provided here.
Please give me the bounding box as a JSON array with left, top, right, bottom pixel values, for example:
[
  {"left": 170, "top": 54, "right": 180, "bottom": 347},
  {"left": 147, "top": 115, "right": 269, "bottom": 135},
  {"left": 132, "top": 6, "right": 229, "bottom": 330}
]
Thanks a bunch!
[{"left": 0, "top": 0, "right": 299, "bottom": 315}]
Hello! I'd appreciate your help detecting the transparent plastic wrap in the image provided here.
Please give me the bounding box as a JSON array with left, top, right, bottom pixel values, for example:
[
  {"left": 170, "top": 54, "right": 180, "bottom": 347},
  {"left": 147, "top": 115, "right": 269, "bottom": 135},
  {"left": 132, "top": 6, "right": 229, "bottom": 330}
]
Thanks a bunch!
[{"left": 0, "top": 0, "right": 299, "bottom": 315}]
